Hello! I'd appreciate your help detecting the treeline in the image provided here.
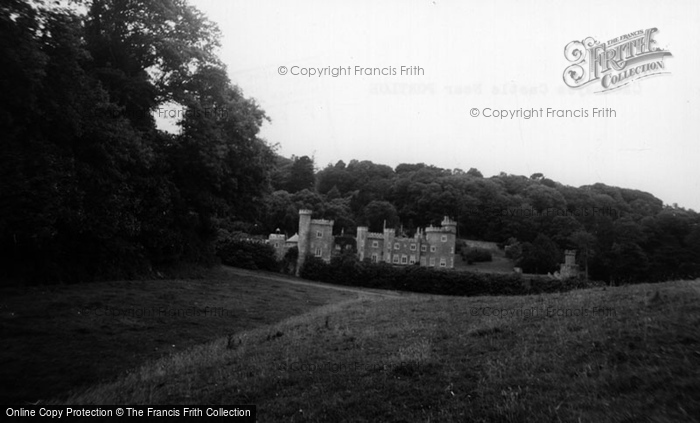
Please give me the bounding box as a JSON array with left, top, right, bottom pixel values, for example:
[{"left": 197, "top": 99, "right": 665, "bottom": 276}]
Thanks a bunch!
[
  {"left": 259, "top": 157, "right": 700, "bottom": 284},
  {"left": 1, "top": 0, "right": 273, "bottom": 284},
  {"left": 2, "top": 2, "right": 698, "bottom": 286}
]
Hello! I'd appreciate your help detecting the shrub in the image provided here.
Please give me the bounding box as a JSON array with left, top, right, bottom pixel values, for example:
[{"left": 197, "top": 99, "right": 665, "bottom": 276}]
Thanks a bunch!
[{"left": 216, "top": 238, "right": 278, "bottom": 271}]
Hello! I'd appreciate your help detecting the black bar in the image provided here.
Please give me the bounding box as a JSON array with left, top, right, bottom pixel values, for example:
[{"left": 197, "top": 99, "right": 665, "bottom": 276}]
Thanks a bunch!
[{"left": 3, "top": 406, "right": 256, "bottom": 422}]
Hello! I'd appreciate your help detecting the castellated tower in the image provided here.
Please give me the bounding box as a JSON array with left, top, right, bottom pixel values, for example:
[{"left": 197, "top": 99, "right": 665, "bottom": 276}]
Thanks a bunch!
[
  {"left": 424, "top": 216, "right": 457, "bottom": 268},
  {"left": 296, "top": 209, "right": 312, "bottom": 275},
  {"left": 356, "top": 226, "right": 368, "bottom": 260},
  {"left": 295, "top": 209, "right": 335, "bottom": 274},
  {"left": 383, "top": 227, "right": 395, "bottom": 263}
]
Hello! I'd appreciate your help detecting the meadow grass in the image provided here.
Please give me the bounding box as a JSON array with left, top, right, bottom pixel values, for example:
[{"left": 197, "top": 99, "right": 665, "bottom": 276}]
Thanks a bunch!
[
  {"left": 56, "top": 276, "right": 700, "bottom": 422},
  {"left": 0, "top": 267, "right": 357, "bottom": 403}
]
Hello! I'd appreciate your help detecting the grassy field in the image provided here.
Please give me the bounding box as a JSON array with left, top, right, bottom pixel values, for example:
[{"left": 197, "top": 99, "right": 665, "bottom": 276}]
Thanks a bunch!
[
  {"left": 0, "top": 267, "right": 360, "bottom": 404},
  {"left": 54, "top": 273, "right": 700, "bottom": 422}
]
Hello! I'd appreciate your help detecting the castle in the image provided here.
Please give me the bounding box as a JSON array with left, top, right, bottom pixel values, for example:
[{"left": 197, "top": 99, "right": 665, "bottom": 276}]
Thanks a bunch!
[{"left": 268, "top": 209, "right": 457, "bottom": 273}]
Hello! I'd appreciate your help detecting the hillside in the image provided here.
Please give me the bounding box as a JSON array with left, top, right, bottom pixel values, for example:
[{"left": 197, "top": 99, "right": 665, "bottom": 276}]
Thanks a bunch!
[
  {"left": 56, "top": 274, "right": 700, "bottom": 422},
  {"left": 0, "top": 267, "right": 361, "bottom": 404}
]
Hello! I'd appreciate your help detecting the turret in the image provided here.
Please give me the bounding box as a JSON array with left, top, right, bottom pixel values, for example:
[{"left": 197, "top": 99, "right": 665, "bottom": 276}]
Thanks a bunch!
[
  {"left": 383, "top": 227, "right": 395, "bottom": 263},
  {"left": 296, "top": 209, "right": 312, "bottom": 275},
  {"left": 441, "top": 216, "right": 457, "bottom": 233},
  {"left": 356, "top": 226, "right": 368, "bottom": 260}
]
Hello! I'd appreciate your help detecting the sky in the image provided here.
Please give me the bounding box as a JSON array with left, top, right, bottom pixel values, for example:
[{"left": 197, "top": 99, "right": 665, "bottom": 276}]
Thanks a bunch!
[{"left": 184, "top": 0, "right": 700, "bottom": 211}]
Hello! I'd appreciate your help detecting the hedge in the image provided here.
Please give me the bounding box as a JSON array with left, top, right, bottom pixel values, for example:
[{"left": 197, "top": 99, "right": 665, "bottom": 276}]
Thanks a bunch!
[{"left": 300, "top": 253, "right": 604, "bottom": 297}]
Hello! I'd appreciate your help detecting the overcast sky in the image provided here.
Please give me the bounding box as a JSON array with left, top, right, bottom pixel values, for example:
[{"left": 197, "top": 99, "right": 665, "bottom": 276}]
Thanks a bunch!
[{"left": 187, "top": 0, "right": 700, "bottom": 211}]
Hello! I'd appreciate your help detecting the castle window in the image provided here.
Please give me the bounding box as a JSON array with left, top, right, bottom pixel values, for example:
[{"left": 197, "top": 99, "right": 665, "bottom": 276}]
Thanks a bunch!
[
  {"left": 420, "top": 257, "right": 426, "bottom": 266},
  {"left": 394, "top": 243, "right": 400, "bottom": 250},
  {"left": 430, "top": 245, "right": 436, "bottom": 253},
  {"left": 441, "top": 235, "right": 447, "bottom": 242},
  {"left": 450, "top": 247, "right": 454, "bottom": 254},
  {"left": 316, "top": 231, "right": 323, "bottom": 238},
  {"left": 393, "top": 255, "right": 400, "bottom": 264},
  {"left": 371, "top": 253, "right": 378, "bottom": 263},
  {"left": 429, "top": 257, "right": 435, "bottom": 267},
  {"left": 401, "top": 255, "right": 408, "bottom": 264},
  {"left": 440, "top": 258, "right": 447, "bottom": 267},
  {"left": 409, "top": 255, "right": 416, "bottom": 264},
  {"left": 274, "top": 243, "right": 279, "bottom": 248},
  {"left": 372, "top": 240, "right": 379, "bottom": 248},
  {"left": 410, "top": 244, "right": 416, "bottom": 251},
  {"left": 315, "top": 247, "right": 322, "bottom": 257},
  {"left": 421, "top": 245, "right": 427, "bottom": 252}
]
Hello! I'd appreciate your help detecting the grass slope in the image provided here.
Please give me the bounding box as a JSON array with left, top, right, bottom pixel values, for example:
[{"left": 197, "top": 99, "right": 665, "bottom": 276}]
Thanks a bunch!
[
  {"left": 59, "top": 277, "right": 700, "bottom": 422},
  {"left": 0, "top": 267, "right": 358, "bottom": 403}
]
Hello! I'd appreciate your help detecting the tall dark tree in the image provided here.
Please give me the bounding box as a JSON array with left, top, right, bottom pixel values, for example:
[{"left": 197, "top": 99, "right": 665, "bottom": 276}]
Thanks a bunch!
[{"left": 285, "top": 155, "right": 316, "bottom": 193}]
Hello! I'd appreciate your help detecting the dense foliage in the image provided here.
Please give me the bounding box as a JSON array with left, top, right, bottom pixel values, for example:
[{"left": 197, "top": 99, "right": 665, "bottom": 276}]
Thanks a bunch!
[
  {"left": 215, "top": 238, "right": 278, "bottom": 272},
  {"left": 0, "top": 0, "right": 273, "bottom": 284}
]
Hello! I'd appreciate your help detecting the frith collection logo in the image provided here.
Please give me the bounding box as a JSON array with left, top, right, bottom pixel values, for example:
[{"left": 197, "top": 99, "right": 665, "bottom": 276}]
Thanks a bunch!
[{"left": 563, "top": 28, "right": 672, "bottom": 93}]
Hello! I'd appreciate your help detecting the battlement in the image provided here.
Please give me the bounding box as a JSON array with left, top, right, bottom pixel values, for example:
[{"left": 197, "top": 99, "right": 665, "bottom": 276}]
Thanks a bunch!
[
  {"left": 310, "top": 219, "right": 334, "bottom": 226},
  {"left": 367, "top": 232, "right": 384, "bottom": 239},
  {"left": 268, "top": 234, "right": 286, "bottom": 241},
  {"left": 442, "top": 216, "right": 457, "bottom": 226},
  {"left": 299, "top": 209, "right": 312, "bottom": 215},
  {"left": 425, "top": 225, "right": 455, "bottom": 233},
  {"left": 394, "top": 235, "right": 415, "bottom": 242}
]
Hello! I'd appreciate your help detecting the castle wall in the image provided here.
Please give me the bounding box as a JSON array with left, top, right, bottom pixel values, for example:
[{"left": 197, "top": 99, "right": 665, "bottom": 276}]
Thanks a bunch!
[
  {"left": 268, "top": 234, "right": 287, "bottom": 260},
  {"left": 463, "top": 240, "right": 499, "bottom": 251},
  {"left": 308, "top": 220, "right": 334, "bottom": 263},
  {"left": 357, "top": 228, "right": 386, "bottom": 262},
  {"left": 386, "top": 236, "right": 421, "bottom": 265}
]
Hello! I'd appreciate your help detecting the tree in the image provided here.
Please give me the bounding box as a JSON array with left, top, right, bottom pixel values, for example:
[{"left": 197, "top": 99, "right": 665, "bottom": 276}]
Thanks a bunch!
[
  {"left": 362, "top": 201, "right": 399, "bottom": 232},
  {"left": 0, "top": 0, "right": 275, "bottom": 283},
  {"left": 517, "top": 234, "right": 561, "bottom": 274},
  {"left": 467, "top": 168, "right": 483, "bottom": 178},
  {"left": 570, "top": 230, "right": 596, "bottom": 280},
  {"left": 609, "top": 242, "right": 649, "bottom": 284},
  {"left": 285, "top": 156, "right": 315, "bottom": 193},
  {"left": 323, "top": 198, "right": 356, "bottom": 235}
]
